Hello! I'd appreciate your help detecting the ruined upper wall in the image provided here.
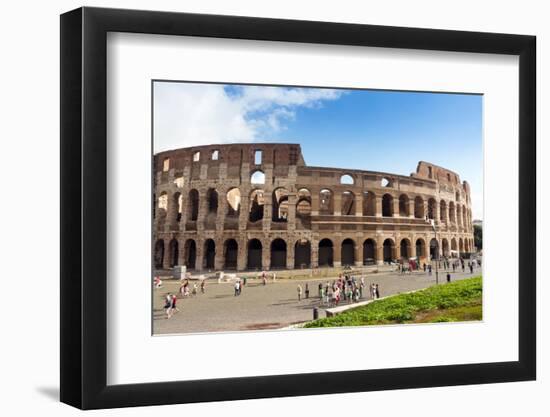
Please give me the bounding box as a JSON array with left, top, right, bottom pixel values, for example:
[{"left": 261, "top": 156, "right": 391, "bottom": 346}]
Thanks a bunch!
[{"left": 155, "top": 143, "right": 305, "bottom": 172}]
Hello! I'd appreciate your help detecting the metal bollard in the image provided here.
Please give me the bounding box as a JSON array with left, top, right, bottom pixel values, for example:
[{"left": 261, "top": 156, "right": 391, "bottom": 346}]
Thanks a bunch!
[{"left": 313, "top": 307, "right": 319, "bottom": 320}]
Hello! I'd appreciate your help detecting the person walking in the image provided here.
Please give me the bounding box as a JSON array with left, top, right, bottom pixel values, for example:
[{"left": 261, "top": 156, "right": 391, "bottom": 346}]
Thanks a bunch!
[
  {"left": 447, "top": 273, "right": 451, "bottom": 283},
  {"left": 234, "top": 280, "right": 240, "bottom": 296},
  {"left": 305, "top": 283, "right": 310, "bottom": 299},
  {"left": 318, "top": 282, "right": 323, "bottom": 299},
  {"left": 297, "top": 284, "right": 303, "bottom": 301},
  {"left": 164, "top": 293, "right": 173, "bottom": 319},
  {"left": 200, "top": 280, "right": 206, "bottom": 294},
  {"left": 469, "top": 263, "right": 474, "bottom": 274},
  {"left": 375, "top": 284, "right": 380, "bottom": 299},
  {"left": 170, "top": 294, "right": 180, "bottom": 315}
]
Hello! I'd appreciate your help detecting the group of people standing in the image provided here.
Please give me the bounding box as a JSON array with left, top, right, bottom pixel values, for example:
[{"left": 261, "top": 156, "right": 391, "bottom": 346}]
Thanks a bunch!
[{"left": 296, "top": 274, "right": 381, "bottom": 307}]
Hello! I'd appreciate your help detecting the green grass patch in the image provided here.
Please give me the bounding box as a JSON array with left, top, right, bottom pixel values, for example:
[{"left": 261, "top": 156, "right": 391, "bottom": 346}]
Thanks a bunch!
[{"left": 304, "top": 276, "right": 482, "bottom": 328}]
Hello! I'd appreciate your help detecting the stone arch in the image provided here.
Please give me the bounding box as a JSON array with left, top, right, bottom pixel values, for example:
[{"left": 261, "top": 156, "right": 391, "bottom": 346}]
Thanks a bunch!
[
  {"left": 294, "top": 239, "right": 311, "bottom": 269},
  {"left": 400, "top": 238, "right": 411, "bottom": 259},
  {"left": 457, "top": 204, "right": 462, "bottom": 227},
  {"left": 462, "top": 205, "right": 467, "bottom": 228},
  {"left": 226, "top": 188, "right": 241, "bottom": 216},
  {"left": 171, "top": 192, "right": 183, "bottom": 224},
  {"left": 399, "top": 194, "right": 410, "bottom": 217},
  {"left": 341, "top": 191, "right": 355, "bottom": 216},
  {"left": 363, "top": 238, "right": 376, "bottom": 265},
  {"left": 247, "top": 238, "right": 263, "bottom": 270},
  {"left": 154, "top": 239, "right": 164, "bottom": 269},
  {"left": 383, "top": 238, "right": 395, "bottom": 262},
  {"left": 223, "top": 239, "right": 238, "bottom": 270},
  {"left": 442, "top": 238, "right": 450, "bottom": 257},
  {"left": 206, "top": 188, "right": 218, "bottom": 215},
  {"left": 270, "top": 238, "right": 287, "bottom": 269},
  {"left": 440, "top": 200, "right": 447, "bottom": 223},
  {"left": 465, "top": 239, "right": 470, "bottom": 253},
  {"left": 414, "top": 196, "right": 425, "bottom": 219},
  {"left": 459, "top": 238, "right": 464, "bottom": 254},
  {"left": 187, "top": 189, "right": 199, "bottom": 221},
  {"left": 363, "top": 191, "right": 376, "bottom": 216},
  {"left": 449, "top": 201, "right": 456, "bottom": 224},
  {"left": 429, "top": 238, "right": 439, "bottom": 260},
  {"left": 249, "top": 189, "right": 265, "bottom": 222},
  {"left": 272, "top": 188, "right": 289, "bottom": 222},
  {"left": 427, "top": 198, "right": 437, "bottom": 220},
  {"left": 184, "top": 239, "right": 197, "bottom": 269},
  {"left": 204, "top": 239, "right": 216, "bottom": 269},
  {"left": 168, "top": 238, "right": 179, "bottom": 267},
  {"left": 341, "top": 238, "right": 355, "bottom": 266},
  {"left": 318, "top": 238, "right": 334, "bottom": 267},
  {"left": 451, "top": 238, "right": 458, "bottom": 256},
  {"left": 319, "top": 189, "right": 334, "bottom": 215},
  {"left": 250, "top": 170, "right": 265, "bottom": 185},
  {"left": 382, "top": 193, "right": 393, "bottom": 217},
  {"left": 157, "top": 192, "right": 168, "bottom": 224},
  {"left": 296, "top": 188, "right": 312, "bottom": 218},
  {"left": 340, "top": 174, "right": 354, "bottom": 185},
  {"left": 415, "top": 238, "right": 426, "bottom": 258}
]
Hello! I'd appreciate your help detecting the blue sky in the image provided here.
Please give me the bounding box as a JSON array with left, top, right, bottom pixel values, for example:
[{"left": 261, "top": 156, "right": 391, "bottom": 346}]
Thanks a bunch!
[{"left": 154, "top": 82, "right": 483, "bottom": 219}]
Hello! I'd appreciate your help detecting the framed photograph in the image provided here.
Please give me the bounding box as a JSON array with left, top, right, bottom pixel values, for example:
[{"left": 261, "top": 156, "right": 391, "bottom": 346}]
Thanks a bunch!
[{"left": 60, "top": 6, "right": 536, "bottom": 410}]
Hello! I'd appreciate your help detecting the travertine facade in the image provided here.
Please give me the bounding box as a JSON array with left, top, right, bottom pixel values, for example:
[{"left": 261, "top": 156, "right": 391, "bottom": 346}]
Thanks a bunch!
[{"left": 153, "top": 143, "right": 475, "bottom": 271}]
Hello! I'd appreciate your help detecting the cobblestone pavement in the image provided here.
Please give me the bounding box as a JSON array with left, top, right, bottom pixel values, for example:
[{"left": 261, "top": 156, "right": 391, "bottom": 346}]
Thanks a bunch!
[{"left": 153, "top": 266, "right": 481, "bottom": 335}]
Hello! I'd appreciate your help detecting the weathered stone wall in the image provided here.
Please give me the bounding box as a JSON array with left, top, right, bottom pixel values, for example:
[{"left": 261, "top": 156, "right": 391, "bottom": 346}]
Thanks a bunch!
[{"left": 153, "top": 143, "right": 476, "bottom": 271}]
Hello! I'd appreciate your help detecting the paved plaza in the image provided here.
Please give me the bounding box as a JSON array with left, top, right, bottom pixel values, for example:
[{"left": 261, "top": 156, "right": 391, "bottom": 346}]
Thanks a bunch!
[{"left": 153, "top": 265, "right": 481, "bottom": 335}]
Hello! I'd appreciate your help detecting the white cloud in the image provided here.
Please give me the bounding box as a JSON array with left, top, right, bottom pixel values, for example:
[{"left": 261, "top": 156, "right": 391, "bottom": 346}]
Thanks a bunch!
[{"left": 153, "top": 82, "right": 343, "bottom": 152}]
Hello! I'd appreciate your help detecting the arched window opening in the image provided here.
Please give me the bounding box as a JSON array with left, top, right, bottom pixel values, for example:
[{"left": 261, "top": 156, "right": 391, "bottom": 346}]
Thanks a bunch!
[
  {"left": 250, "top": 170, "right": 265, "bottom": 185},
  {"left": 341, "top": 238, "right": 355, "bottom": 266},
  {"left": 340, "top": 174, "right": 354, "bottom": 185},
  {"left": 294, "top": 239, "right": 311, "bottom": 269},
  {"left": 272, "top": 188, "right": 289, "bottom": 222},
  {"left": 223, "top": 239, "right": 238, "bottom": 270},
  {"left": 429, "top": 238, "right": 439, "bottom": 260},
  {"left": 400, "top": 239, "right": 411, "bottom": 259},
  {"left": 318, "top": 239, "right": 333, "bottom": 267},
  {"left": 363, "top": 239, "right": 376, "bottom": 265},
  {"left": 184, "top": 239, "right": 197, "bottom": 269},
  {"left": 211, "top": 150, "right": 219, "bottom": 160},
  {"left": 206, "top": 188, "right": 218, "bottom": 214},
  {"left": 187, "top": 189, "right": 199, "bottom": 221},
  {"left": 382, "top": 194, "right": 393, "bottom": 217},
  {"left": 162, "top": 158, "right": 170, "bottom": 172},
  {"left": 154, "top": 240, "right": 164, "bottom": 269},
  {"left": 414, "top": 196, "right": 424, "bottom": 219},
  {"left": 247, "top": 239, "right": 263, "bottom": 270},
  {"left": 319, "top": 189, "right": 333, "bottom": 215},
  {"left": 383, "top": 239, "right": 395, "bottom": 263},
  {"left": 449, "top": 202, "right": 456, "bottom": 223},
  {"left": 341, "top": 191, "right": 355, "bottom": 216},
  {"left": 249, "top": 189, "right": 265, "bottom": 222},
  {"left": 427, "top": 198, "right": 437, "bottom": 220},
  {"left": 174, "top": 192, "right": 183, "bottom": 222},
  {"left": 270, "top": 239, "right": 287, "bottom": 269},
  {"left": 226, "top": 188, "right": 241, "bottom": 216},
  {"left": 193, "top": 151, "right": 200, "bottom": 162},
  {"left": 415, "top": 238, "right": 426, "bottom": 259},
  {"left": 399, "top": 194, "right": 409, "bottom": 217},
  {"left": 204, "top": 239, "right": 216, "bottom": 270},
  {"left": 363, "top": 191, "right": 376, "bottom": 216},
  {"left": 442, "top": 239, "right": 450, "bottom": 257},
  {"left": 158, "top": 192, "right": 168, "bottom": 211},
  {"left": 440, "top": 200, "right": 447, "bottom": 223},
  {"left": 169, "top": 239, "right": 179, "bottom": 267}
]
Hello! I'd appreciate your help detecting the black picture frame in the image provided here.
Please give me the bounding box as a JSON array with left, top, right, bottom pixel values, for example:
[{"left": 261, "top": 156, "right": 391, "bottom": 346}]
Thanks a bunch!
[{"left": 60, "top": 6, "right": 536, "bottom": 410}]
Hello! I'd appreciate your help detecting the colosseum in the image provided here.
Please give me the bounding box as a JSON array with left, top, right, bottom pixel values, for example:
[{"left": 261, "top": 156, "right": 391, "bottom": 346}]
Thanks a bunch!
[{"left": 153, "top": 143, "right": 475, "bottom": 272}]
